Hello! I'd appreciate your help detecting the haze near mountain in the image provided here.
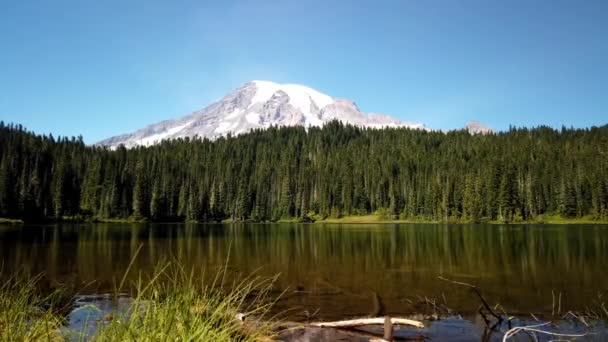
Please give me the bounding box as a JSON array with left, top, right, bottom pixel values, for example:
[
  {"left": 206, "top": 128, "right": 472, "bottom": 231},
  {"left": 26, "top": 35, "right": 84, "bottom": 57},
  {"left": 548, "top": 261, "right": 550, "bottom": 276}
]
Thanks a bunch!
[{"left": 98, "top": 81, "right": 425, "bottom": 148}]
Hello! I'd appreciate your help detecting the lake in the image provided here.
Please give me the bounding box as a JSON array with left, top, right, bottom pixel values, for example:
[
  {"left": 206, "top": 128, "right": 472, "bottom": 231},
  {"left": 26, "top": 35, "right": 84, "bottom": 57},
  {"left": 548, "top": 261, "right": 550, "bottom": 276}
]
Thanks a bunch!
[{"left": 1, "top": 223, "right": 607, "bottom": 323}]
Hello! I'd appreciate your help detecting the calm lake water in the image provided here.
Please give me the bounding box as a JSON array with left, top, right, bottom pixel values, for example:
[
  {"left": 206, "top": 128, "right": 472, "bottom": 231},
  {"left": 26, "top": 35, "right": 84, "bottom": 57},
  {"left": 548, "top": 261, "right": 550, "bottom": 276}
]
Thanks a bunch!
[{"left": 1, "top": 223, "right": 607, "bottom": 322}]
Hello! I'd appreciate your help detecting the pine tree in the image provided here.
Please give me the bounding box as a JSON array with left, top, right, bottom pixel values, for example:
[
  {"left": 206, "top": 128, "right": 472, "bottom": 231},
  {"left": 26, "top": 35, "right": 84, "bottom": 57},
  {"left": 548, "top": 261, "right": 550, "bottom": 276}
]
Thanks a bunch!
[
  {"left": 80, "top": 158, "right": 102, "bottom": 217},
  {"left": 150, "top": 177, "right": 162, "bottom": 220},
  {"left": 51, "top": 160, "right": 65, "bottom": 218},
  {"left": 132, "top": 159, "right": 148, "bottom": 219},
  {"left": 0, "top": 156, "right": 14, "bottom": 217},
  {"left": 559, "top": 180, "right": 578, "bottom": 218}
]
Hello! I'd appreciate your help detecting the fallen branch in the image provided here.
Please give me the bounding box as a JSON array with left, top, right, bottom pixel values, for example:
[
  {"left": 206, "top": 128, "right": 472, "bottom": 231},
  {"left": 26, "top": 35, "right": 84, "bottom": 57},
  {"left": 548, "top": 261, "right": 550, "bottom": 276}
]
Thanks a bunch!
[
  {"left": 438, "top": 276, "right": 503, "bottom": 327},
  {"left": 310, "top": 317, "right": 425, "bottom": 329},
  {"left": 502, "top": 322, "right": 588, "bottom": 341},
  {"left": 562, "top": 311, "right": 589, "bottom": 327}
]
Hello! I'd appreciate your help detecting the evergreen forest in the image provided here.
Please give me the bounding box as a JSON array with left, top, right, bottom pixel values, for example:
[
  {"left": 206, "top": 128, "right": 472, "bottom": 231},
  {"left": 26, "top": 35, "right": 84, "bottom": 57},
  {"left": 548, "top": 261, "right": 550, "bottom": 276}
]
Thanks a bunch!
[{"left": 1, "top": 121, "right": 607, "bottom": 223}]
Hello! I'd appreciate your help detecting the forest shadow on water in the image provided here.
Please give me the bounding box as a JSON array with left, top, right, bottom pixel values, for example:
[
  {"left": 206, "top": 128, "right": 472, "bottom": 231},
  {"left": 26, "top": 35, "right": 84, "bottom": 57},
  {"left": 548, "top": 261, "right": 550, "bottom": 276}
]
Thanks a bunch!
[{"left": 1, "top": 223, "right": 608, "bottom": 340}]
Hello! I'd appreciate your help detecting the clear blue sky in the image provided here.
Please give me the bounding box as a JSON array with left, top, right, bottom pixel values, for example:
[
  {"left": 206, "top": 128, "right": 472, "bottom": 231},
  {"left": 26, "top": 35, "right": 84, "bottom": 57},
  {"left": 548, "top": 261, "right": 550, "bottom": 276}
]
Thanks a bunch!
[{"left": 1, "top": 0, "right": 607, "bottom": 143}]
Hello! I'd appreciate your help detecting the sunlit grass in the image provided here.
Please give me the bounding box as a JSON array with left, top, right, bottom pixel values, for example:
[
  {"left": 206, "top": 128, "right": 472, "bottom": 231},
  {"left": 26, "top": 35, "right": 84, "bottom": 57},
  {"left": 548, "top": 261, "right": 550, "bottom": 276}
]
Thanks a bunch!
[
  {"left": 1, "top": 257, "right": 278, "bottom": 341},
  {"left": 89, "top": 261, "right": 278, "bottom": 341},
  {"left": 0, "top": 217, "right": 24, "bottom": 224},
  {"left": 0, "top": 273, "right": 65, "bottom": 341}
]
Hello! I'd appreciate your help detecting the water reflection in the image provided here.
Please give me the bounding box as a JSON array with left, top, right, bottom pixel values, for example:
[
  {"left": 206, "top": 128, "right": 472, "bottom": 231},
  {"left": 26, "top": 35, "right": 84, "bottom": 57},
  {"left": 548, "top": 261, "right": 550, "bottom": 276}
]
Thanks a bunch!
[{"left": 1, "top": 223, "right": 607, "bottom": 320}]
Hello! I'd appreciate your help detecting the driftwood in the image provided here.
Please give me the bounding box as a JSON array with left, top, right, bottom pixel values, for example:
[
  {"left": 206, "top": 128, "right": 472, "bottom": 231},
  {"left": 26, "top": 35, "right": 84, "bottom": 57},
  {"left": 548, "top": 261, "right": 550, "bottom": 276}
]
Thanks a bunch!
[
  {"left": 310, "top": 316, "right": 424, "bottom": 342},
  {"left": 502, "top": 322, "right": 587, "bottom": 341},
  {"left": 276, "top": 322, "right": 424, "bottom": 342},
  {"left": 263, "top": 315, "right": 424, "bottom": 342},
  {"left": 310, "top": 317, "right": 425, "bottom": 329}
]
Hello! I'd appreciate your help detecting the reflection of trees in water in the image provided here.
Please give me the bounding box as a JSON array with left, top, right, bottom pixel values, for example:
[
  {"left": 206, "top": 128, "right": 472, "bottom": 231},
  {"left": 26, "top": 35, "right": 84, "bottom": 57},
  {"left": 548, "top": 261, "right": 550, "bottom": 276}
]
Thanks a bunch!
[{"left": 0, "top": 223, "right": 607, "bottom": 314}]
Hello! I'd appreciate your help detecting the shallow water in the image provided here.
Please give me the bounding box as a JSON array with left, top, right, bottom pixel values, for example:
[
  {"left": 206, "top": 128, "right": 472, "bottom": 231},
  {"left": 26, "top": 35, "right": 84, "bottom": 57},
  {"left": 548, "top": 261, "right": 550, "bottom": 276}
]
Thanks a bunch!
[{"left": 1, "top": 223, "right": 607, "bottom": 327}]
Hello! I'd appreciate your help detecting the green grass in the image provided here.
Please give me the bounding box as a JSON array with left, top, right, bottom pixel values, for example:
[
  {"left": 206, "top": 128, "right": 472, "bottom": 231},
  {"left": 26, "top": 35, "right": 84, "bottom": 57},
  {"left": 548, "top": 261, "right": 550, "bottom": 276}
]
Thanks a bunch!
[
  {"left": 316, "top": 215, "right": 393, "bottom": 223},
  {"left": 315, "top": 214, "right": 440, "bottom": 224},
  {"left": 0, "top": 273, "right": 65, "bottom": 341},
  {"left": 311, "top": 214, "right": 608, "bottom": 225},
  {"left": 527, "top": 214, "right": 608, "bottom": 224},
  {"left": 88, "top": 263, "right": 277, "bottom": 341},
  {"left": 1, "top": 257, "right": 278, "bottom": 341},
  {"left": 93, "top": 217, "right": 146, "bottom": 223},
  {"left": 0, "top": 217, "right": 24, "bottom": 224},
  {"left": 60, "top": 216, "right": 148, "bottom": 223},
  {"left": 275, "top": 217, "right": 309, "bottom": 223}
]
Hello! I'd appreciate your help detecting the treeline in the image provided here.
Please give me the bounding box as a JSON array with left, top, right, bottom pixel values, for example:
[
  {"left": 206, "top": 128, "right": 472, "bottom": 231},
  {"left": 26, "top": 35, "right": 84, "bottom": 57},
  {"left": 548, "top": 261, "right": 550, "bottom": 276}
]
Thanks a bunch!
[{"left": 0, "top": 121, "right": 607, "bottom": 223}]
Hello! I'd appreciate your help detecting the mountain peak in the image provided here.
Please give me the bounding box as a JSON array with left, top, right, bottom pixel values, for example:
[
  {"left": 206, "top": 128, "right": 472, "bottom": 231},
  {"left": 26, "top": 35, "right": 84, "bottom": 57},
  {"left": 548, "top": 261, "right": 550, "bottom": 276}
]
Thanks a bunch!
[
  {"left": 248, "top": 80, "right": 334, "bottom": 126},
  {"left": 465, "top": 121, "right": 493, "bottom": 134},
  {"left": 97, "top": 81, "right": 424, "bottom": 148}
]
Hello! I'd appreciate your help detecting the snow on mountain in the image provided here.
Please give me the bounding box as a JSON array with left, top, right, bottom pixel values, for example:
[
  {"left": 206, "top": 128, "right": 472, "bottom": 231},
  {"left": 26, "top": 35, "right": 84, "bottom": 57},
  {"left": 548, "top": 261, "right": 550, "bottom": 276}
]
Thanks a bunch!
[
  {"left": 465, "top": 121, "right": 494, "bottom": 134},
  {"left": 97, "top": 80, "right": 426, "bottom": 148}
]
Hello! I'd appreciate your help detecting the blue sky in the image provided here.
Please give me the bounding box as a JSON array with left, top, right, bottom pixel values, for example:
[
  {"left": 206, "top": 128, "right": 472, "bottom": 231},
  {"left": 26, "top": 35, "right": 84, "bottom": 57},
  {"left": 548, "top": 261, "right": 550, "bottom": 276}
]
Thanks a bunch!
[{"left": 1, "top": 0, "right": 607, "bottom": 143}]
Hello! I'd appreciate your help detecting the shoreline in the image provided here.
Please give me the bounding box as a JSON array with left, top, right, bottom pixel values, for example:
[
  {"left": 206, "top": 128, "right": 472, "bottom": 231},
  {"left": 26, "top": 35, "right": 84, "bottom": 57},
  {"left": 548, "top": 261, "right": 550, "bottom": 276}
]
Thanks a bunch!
[
  {"left": 3, "top": 215, "right": 608, "bottom": 225},
  {"left": 301, "top": 214, "right": 608, "bottom": 225}
]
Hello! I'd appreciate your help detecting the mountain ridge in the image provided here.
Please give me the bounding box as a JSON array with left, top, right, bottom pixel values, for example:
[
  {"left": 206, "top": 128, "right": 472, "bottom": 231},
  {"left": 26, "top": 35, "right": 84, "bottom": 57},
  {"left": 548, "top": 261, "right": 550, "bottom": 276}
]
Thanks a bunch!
[{"left": 97, "top": 81, "right": 425, "bottom": 148}]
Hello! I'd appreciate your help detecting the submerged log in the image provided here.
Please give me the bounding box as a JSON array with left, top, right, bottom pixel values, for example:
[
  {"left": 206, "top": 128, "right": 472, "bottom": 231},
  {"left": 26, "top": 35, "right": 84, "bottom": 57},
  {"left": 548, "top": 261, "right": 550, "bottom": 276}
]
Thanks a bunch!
[
  {"left": 276, "top": 321, "right": 425, "bottom": 342},
  {"left": 310, "top": 317, "right": 425, "bottom": 329}
]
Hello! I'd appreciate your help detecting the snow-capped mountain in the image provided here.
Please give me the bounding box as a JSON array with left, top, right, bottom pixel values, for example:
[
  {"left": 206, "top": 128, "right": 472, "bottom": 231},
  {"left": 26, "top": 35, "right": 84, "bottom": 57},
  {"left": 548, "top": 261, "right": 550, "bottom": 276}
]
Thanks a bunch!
[
  {"left": 465, "top": 121, "right": 493, "bottom": 134},
  {"left": 97, "top": 81, "right": 425, "bottom": 148}
]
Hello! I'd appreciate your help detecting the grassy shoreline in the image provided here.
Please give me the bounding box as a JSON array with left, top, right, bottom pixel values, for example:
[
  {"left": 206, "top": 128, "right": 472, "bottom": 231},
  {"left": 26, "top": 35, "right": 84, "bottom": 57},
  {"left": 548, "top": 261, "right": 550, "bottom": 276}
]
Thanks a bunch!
[
  {"left": 304, "top": 214, "right": 608, "bottom": 225},
  {"left": 0, "top": 262, "right": 277, "bottom": 341},
  {"left": 2, "top": 266, "right": 607, "bottom": 341},
  {"left": 3, "top": 214, "right": 608, "bottom": 225},
  {"left": 0, "top": 217, "right": 24, "bottom": 224}
]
